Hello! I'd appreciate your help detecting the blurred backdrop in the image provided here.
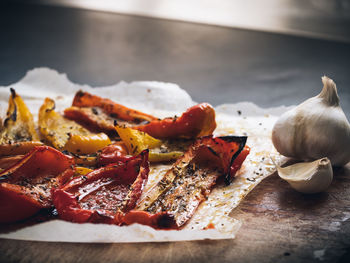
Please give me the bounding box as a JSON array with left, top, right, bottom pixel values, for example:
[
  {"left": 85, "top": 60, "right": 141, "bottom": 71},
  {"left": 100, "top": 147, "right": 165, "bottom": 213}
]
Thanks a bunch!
[
  {"left": 28, "top": 0, "right": 350, "bottom": 42},
  {"left": 1, "top": 0, "right": 350, "bottom": 114}
]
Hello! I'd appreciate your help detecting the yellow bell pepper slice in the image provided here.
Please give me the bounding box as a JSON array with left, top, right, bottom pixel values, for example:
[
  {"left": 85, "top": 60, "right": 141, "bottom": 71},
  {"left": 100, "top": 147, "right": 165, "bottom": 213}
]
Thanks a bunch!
[
  {"left": 64, "top": 133, "right": 111, "bottom": 155},
  {"left": 0, "top": 89, "right": 42, "bottom": 156},
  {"left": 74, "top": 166, "right": 93, "bottom": 176},
  {"left": 39, "top": 98, "right": 111, "bottom": 154},
  {"left": 148, "top": 151, "right": 184, "bottom": 163},
  {"left": 115, "top": 126, "right": 183, "bottom": 162}
]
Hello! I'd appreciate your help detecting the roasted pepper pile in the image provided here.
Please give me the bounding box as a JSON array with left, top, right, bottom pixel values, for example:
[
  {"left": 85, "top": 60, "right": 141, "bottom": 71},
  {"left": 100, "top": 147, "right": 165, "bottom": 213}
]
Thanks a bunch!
[{"left": 0, "top": 89, "right": 250, "bottom": 229}]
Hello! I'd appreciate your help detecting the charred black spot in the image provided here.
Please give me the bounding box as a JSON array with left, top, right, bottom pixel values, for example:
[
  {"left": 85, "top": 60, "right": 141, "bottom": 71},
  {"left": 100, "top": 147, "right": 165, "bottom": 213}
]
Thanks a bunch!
[
  {"left": 218, "top": 135, "right": 247, "bottom": 145},
  {"left": 220, "top": 136, "right": 247, "bottom": 185},
  {"left": 139, "top": 120, "right": 150, "bottom": 125},
  {"left": 76, "top": 90, "right": 85, "bottom": 98},
  {"left": 157, "top": 213, "right": 177, "bottom": 229},
  {"left": 4, "top": 103, "right": 17, "bottom": 126},
  {"left": 45, "top": 101, "right": 56, "bottom": 112},
  {"left": 207, "top": 146, "right": 219, "bottom": 157},
  {"left": 91, "top": 107, "right": 99, "bottom": 115},
  {"left": 10, "top": 88, "right": 17, "bottom": 98},
  {"left": 0, "top": 174, "right": 9, "bottom": 182}
]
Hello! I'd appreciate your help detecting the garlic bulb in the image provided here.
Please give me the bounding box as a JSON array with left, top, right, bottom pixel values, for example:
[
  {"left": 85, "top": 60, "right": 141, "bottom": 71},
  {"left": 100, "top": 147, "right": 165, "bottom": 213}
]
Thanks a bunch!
[
  {"left": 272, "top": 76, "right": 350, "bottom": 166},
  {"left": 276, "top": 158, "right": 333, "bottom": 194}
]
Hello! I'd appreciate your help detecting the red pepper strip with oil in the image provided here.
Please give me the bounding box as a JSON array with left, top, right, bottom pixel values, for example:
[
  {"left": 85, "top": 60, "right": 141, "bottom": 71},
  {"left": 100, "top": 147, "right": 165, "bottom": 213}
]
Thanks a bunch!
[
  {"left": 122, "top": 136, "right": 249, "bottom": 229},
  {"left": 64, "top": 91, "right": 216, "bottom": 140},
  {"left": 52, "top": 150, "right": 149, "bottom": 224},
  {"left": 0, "top": 146, "right": 74, "bottom": 223},
  {"left": 135, "top": 103, "right": 216, "bottom": 139},
  {"left": 64, "top": 90, "right": 158, "bottom": 135},
  {"left": 98, "top": 141, "right": 133, "bottom": 166}
]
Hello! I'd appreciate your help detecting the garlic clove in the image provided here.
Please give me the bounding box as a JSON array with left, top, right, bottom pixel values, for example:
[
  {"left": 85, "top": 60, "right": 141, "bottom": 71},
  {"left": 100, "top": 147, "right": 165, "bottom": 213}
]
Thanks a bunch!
[{"left": 276, "top": 157, "right": 333, "bottom": 194}]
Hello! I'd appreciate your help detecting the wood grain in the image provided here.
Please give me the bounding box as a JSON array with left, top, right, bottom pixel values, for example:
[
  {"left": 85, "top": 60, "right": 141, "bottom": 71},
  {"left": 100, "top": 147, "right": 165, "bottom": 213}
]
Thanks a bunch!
[{"left": 1, "top": 165, "right": 349, "bottom": 263}]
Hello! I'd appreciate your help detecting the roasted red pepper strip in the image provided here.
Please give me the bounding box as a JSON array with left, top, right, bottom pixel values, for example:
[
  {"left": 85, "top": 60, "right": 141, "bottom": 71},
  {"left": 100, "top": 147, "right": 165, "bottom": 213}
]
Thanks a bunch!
[
  {"left": 97, "top": 141, "right": 133, "bottom": 166},
  {"left": 135, "top": 103, "right": 216, "bottom": 139},
  {"left": 122, "top": 210, "right": 177, "bottom": 229},
  {"left": 65, "top": 92, "right": 216, "bottom": 139},
  {"left": 0, "top": 146, "right": 74, "bottom": 223},
  {"left": 52, "top": 150, "right": 149, "bottom": 224},
  {"left": 64, "top": 106, "right": 120, "bottom": 135},
  {"left": 195, "top": 136, "right": 250, "bottom": 184},
  {"left": 127, "top": 136, "right": 248, "bottom": 229},
  {"left": 70, "top": 90, "right": 158, "bottom": 122},
  {"left": 0, "top": 155, "right": 24, "bottom": 171}
]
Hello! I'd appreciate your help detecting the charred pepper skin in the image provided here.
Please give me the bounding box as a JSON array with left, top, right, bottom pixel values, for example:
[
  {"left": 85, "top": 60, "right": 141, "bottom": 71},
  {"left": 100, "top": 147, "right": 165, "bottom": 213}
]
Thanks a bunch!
[
  {"left": 125, "top": 136, "right": 249, "bottom": 229},
  {"left": 121, "top": 210, "right": 178, "bottom": 230},
  {"left": 0, "top": 88, "right": 43, "bottom": 156},
  {"left": 0, "top": 146, "right": 74, "bottom": 223}
]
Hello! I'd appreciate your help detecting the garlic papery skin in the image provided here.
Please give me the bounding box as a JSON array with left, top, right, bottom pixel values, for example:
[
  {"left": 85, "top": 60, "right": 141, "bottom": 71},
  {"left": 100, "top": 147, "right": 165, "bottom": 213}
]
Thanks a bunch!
[
  {"left": 272, "top": 76, "right": 350, "bottom": 166},
  {"left": 276, "top": 158, "right": 333, "bottom": 194}
]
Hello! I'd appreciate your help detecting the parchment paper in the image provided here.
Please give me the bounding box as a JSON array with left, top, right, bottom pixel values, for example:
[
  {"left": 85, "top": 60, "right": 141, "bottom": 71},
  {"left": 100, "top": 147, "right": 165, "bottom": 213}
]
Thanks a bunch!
[{"left": 0, "top": 68, "right": 291, "bottom": 242}]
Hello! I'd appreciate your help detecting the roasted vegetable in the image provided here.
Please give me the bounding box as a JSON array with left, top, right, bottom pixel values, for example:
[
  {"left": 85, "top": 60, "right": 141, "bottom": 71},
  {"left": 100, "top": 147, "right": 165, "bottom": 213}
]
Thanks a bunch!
[
  {"left": 115, "top": 126, "right": 184, "bottom": 162},
  {"left": 126, "top": 136, "right": 249, "bottom": 229},
  {"left": 0, "top": 155, "right": 24, "bottom": 171},
  {"left": 63, "top": 133, "right": 111, "bottom": 155},
  {"left": 64, "top": 106, "right": 127, "bottom": 135},
  {"left": 39, "top": 98, "right": 111, "bottom": 154},
  {"left": 98, "top": 141, "right": 132, "bottom": 166},
  {"left": 0, "top": 88, "right": 42, "bottom": 156},
  {"left": 72, "top": 90, "right": 157, "bottom": 122},
  {"left": 135, "top": 103, "right": 216, "bottom": 139},
  {"left": 52, "top": 150, "right": 149, "bottom": 224},
  {"left": 64, "top": 91, "right": 216, "bottom": 140},
  {"left": 0, "top": 146, "right": 74, "bottom": 223},
  {"left": 74, "top": 166, "right": 93, "bottom": 177},
  {"left": 64, "top": 90, "right": 158, "bottom": 135}
]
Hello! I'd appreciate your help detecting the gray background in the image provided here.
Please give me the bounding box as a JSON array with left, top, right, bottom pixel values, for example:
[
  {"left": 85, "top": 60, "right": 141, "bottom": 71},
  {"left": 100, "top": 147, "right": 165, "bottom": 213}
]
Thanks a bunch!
[{"left": 1, "top": 2, "right": 350, "bottom": 116}]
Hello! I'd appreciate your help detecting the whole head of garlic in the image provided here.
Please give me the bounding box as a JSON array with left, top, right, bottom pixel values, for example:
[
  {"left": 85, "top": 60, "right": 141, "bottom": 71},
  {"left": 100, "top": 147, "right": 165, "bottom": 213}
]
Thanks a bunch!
[
  {"left": 276, "top": 158, "right": 333, "bottom": 194},
  {"left": 272, "top": 76, "right": 350, "bottom": 166}
]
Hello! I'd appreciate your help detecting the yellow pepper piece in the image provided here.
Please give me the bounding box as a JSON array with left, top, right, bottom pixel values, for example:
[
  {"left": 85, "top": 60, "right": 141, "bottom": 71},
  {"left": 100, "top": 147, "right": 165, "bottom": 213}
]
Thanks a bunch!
[
  {"left": 74, "top": 166, "right": 93, "bottom": 176},
  {"left": 116, "top": 126, "right": 162, "bottom": 153},
  {"left": 0, "top": 89, "right": 43, "bottom": 156},
  {"left": 0, "top": 88, "right": 40, "bottom": 144},
  {"left": 39, "top": 98, "right": 110, "bottom": 154},
  {"left": 148, "top": 151, "right": 184, "bottom": 162},
  {"left": 115, "top": 126, "right": 183, "bottom": 162},
  {"left": 64, "top": 133, "right": 111, "bottom": 155}
]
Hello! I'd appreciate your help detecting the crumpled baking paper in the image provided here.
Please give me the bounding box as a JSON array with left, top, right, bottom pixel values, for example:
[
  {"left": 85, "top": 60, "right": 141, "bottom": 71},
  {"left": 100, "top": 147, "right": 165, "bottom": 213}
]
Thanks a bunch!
[{"left": 0, "top": 68, "right": 291, "bottom": 242}]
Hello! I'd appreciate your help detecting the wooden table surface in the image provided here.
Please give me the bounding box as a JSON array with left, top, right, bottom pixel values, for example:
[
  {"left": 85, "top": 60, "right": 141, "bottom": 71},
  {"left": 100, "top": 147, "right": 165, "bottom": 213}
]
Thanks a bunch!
[{"left": 1, "top": 2, "right": 350, "bottom": 263}]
